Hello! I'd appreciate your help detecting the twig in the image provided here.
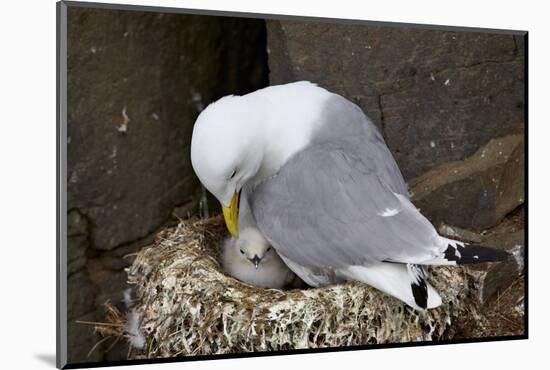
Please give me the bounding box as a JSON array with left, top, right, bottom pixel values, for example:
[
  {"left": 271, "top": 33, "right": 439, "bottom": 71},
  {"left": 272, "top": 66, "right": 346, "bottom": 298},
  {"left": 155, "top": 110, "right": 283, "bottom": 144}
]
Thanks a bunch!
[
  {"left": 76, "top": 320, "right": 124, "bottom": 327},
  {"left": 86, "top": 335, "right": 112, "bottom": 358}
]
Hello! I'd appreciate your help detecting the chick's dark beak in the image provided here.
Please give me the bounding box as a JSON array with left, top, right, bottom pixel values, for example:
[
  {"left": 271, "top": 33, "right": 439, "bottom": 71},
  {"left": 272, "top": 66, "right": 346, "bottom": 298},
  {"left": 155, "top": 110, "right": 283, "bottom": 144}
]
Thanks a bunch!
[{"left": 251, "top": 255, "right": 261, "bottom": 269}]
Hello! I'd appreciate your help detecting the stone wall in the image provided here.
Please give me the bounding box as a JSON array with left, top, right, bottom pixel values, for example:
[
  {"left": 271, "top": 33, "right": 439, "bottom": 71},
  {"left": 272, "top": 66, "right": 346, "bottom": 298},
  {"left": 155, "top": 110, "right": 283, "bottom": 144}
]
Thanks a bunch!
[{"left": 66, "top": 8, "right": 268, "bottom": 363}]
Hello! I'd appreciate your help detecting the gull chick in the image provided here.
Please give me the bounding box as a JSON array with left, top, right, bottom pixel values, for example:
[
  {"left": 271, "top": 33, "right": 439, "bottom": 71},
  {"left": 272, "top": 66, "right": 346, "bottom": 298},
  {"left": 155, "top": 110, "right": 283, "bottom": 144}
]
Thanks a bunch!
[{"left": 222, "top": 227, "right": 298, "bottom": 289}]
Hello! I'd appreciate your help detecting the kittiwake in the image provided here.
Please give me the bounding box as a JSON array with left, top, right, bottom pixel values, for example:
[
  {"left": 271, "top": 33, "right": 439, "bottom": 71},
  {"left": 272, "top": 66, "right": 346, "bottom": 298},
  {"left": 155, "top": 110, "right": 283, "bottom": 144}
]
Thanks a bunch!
[{"left": 191, "top": 81, "right": 507, "bottom": 310}]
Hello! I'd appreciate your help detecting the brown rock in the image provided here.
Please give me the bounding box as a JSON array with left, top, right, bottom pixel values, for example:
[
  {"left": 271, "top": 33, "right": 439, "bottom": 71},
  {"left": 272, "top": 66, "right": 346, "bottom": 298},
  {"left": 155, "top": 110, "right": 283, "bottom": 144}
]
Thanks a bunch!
[
  {"left": 409, "top": 135, "right": 524, "bottom": 230},
  {"left": 496, "top": 140, "right": 525, "bottom": 218}
]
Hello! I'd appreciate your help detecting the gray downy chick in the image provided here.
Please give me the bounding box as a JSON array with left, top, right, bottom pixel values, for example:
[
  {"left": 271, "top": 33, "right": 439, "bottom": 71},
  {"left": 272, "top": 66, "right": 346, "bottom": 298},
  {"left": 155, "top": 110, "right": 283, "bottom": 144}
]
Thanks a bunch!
[{"left": 222, "top": 227, "right": 299, "bottom": 289}]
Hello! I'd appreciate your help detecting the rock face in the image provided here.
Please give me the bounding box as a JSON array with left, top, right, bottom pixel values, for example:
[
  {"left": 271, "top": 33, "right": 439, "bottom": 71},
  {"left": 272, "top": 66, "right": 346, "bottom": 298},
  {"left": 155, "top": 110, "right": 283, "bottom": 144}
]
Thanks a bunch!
[
  {"left": 66, "top": 7, "right": 268, "bottom": 363},
  {"left": 266, "top": 21, "right": 525, "bottom": 180},
  {"left": 409, "top": 134, "right": 524, "bottom": 230},
  {"left": 68, "top": 8, "right": 267, "bottom": 251}
]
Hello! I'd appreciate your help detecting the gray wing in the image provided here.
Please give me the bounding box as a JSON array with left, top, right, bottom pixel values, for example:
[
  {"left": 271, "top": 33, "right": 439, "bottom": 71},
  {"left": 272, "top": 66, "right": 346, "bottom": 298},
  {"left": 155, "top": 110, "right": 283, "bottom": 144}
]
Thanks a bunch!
[
  {"left": 249, "top": 141, "right": 441, "bottom": 269},
  {"left": 312, "top": 93, "right": 409, "bottom": 197}
]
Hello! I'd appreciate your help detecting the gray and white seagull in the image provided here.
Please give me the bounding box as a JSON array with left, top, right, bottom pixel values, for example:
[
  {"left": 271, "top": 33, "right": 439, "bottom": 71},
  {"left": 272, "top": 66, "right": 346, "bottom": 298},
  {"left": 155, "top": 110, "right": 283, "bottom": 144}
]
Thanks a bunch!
[{"left": 191, "top": 81, "right": 506, "bottom": 310}]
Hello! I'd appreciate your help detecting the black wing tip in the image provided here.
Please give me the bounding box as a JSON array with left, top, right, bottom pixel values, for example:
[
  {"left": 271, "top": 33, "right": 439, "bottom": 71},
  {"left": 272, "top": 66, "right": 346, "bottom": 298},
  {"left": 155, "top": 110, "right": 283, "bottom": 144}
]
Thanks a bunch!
[
  {"left": 411, "top": 280, "right": 428, "bottom": 309},
  {"left": 444, "top": 243, "right": 509, "bottom": 265}
]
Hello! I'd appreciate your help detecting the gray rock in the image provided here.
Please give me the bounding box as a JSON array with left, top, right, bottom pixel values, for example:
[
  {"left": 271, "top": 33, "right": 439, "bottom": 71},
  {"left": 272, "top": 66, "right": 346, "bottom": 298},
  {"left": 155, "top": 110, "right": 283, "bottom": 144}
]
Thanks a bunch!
[
  {"left": 266, "top": 20, "right": 525, "bottom": 179},
  {"left": 478, "top": 228, "right": 524, "bottom": 305},
  {"left": 67, "top": 312, "right": 103, "bottom": 364},
  {"left": 89, "top": 231, "right": 157, "bottom": 271},
  {"left": 409, "top": 135, "right": 524, "bottom": 230},
  {"left": 88, "top": 268, "right": 129, "bottom": 308},
  {"left": 67, "top": 270, "right": 97, "bottom": 320},
  {"left": 172, "top": 198, "right": 200, "bottom": 221},
  {"left": 67, "top": 8, "right": 267, "bottom": 251},
  {"left": 68, "top": 235, "right": 88, "bottom": 276},
  {"left": 67, "top": 209, "right": 88, "bottom": 237},
  {"left": 68, "top": 210, "right": 89, "bottom": 275},
  {"left": 438, "top": 223, "right": 482, "bottom": 243}
]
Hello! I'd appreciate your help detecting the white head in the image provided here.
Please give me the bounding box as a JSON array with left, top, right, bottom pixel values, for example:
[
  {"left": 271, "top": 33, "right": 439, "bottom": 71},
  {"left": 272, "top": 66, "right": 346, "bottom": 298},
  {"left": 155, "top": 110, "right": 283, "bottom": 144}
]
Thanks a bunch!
[
  {"left": 191, "top": 95, "right": 264, "bottom": 208},
  {"left": 190, "top": 82, "right": 330, "bottom": 237},
  {"left": 234, "top": 227, "right": 275, "bottom": 269}
]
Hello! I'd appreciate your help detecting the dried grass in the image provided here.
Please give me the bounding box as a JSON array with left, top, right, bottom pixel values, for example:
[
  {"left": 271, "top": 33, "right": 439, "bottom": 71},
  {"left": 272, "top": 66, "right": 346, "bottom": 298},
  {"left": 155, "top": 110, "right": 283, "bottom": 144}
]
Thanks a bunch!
[{"left": 98, "top": 216, "right": 488, "bottom": 359}]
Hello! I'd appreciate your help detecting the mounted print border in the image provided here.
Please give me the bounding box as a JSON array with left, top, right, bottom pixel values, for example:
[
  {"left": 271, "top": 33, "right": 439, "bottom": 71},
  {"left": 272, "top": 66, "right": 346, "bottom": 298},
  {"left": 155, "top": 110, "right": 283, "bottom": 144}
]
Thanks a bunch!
[{"left": 57, "top": 1, "right": 528, "bottom": 368}]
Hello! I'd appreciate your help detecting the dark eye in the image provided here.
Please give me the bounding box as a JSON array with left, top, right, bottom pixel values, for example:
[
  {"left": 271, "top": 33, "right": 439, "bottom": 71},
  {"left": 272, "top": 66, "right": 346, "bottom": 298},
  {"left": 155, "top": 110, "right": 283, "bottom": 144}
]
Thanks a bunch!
[
  {"left": 229, "top": 169, "right": 237, "bottom": 179},
  {"left": 239, "top": 249, "right": 244, "bottom": 254},
  {"left": 267, "top": 246, "right": 272, "bottom": 251}
]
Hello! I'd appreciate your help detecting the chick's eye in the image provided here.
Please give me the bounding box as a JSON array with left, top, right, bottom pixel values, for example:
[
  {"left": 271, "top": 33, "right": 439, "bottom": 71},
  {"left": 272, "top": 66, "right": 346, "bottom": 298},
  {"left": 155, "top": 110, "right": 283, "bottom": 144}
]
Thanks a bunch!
[
  {"left": 267, "top": 247, "right": 272, "bottom": 251},
  {"left": 239, "top": 249, "right": 244, "bottom": 254},
  {"left": 229, "top": 169, "right": 237, "bottom": 179}
]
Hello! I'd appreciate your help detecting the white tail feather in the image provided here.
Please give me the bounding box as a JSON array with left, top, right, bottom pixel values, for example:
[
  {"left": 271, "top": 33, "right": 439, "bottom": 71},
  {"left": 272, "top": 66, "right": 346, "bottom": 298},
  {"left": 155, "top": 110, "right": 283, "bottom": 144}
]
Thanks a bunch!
[{"left": 340, "top": 263, "right": 441, "bottom": 310}]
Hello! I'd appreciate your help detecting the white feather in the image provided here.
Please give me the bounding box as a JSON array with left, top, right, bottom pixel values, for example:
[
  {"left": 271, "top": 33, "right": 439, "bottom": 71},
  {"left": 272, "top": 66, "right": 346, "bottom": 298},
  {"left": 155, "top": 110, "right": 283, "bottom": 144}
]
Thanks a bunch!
[
  {"left": 122, "top": 288, "right": 133, "bottom": 309},
  {"left": 124, "top": 309, "right": 145, "bottom": 349},
  {"left": 340, "top": 264, "right": 441, "bottom": 310},
  {"left": 379, "top": 207, "right": 399, "bottom": 217}
]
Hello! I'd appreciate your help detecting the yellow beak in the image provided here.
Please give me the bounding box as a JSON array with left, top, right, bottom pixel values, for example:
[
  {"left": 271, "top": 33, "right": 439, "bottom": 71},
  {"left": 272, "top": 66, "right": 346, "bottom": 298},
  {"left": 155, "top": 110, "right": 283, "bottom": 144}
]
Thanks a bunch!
[{"left": 222, "top": 191, "right": 240, "bottom": 238}]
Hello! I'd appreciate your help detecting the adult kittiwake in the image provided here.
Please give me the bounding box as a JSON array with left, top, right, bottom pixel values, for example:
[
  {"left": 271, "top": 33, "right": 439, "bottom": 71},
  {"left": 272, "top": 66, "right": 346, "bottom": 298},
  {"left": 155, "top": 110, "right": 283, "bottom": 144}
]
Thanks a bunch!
[{"left": 190, "top": 81, "right": 507, "bottom": 310}]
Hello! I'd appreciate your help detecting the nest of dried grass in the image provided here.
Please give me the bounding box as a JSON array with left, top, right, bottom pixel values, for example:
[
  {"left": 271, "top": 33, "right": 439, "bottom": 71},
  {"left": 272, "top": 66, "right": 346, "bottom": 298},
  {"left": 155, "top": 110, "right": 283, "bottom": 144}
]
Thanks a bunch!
[{"left": 103, "top": 216, "right": 488, "bottom": 359}]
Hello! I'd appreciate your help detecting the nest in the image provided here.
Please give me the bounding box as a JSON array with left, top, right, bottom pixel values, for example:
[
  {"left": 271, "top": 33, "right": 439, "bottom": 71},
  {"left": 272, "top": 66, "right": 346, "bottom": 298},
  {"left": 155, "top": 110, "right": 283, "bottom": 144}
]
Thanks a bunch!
[{"left": 108, "top": 216, "right": 488, "bottom": 359}]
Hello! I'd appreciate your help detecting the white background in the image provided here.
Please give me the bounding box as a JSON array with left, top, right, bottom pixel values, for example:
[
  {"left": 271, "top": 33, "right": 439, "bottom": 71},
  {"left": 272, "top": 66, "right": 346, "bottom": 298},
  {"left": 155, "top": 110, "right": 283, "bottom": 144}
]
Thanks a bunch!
[{"left": 0, "top": 0, "right": 546, "bottom": 368}]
